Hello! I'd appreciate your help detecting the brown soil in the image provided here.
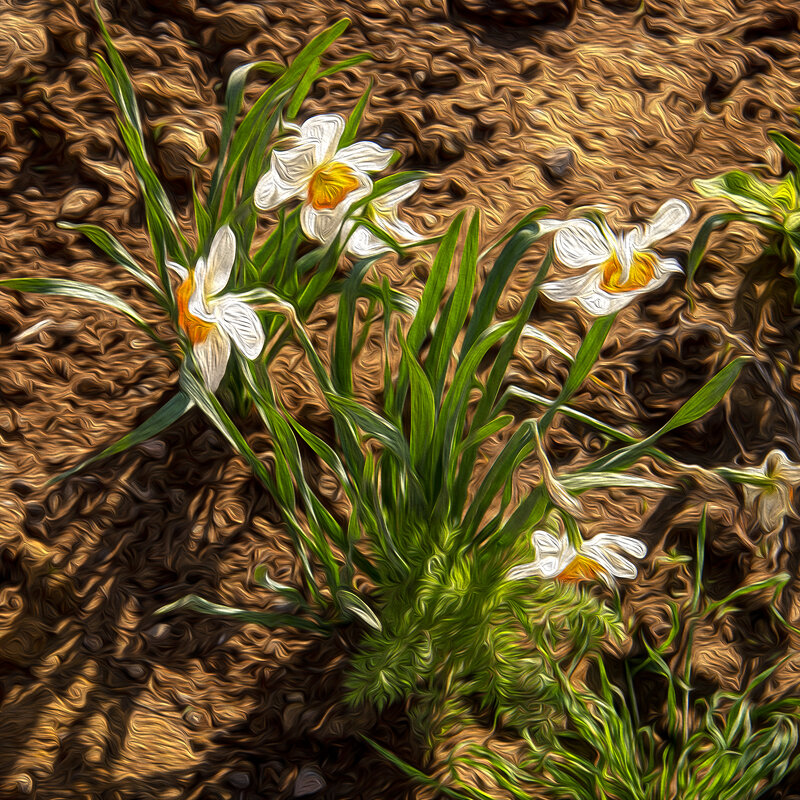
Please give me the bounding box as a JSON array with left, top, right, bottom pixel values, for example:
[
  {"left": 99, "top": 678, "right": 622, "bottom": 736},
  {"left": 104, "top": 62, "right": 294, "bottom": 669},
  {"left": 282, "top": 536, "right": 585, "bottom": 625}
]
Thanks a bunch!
[{"left": 2, "top": 0, "right": 800, "bottom": 798}]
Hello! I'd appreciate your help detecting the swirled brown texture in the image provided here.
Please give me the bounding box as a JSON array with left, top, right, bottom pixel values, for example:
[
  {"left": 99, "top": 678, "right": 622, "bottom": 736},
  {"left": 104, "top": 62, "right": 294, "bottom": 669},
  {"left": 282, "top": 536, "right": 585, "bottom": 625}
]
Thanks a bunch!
[{"left": 2, "top": 0, "right": 800, "bottom": 797}]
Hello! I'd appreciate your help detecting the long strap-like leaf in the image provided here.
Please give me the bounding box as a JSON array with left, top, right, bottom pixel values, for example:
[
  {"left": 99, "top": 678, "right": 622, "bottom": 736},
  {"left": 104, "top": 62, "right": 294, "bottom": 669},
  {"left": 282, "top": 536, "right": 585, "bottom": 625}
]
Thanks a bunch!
[{"left": 49, "top": 391, "right": 193, "bottom": 484}]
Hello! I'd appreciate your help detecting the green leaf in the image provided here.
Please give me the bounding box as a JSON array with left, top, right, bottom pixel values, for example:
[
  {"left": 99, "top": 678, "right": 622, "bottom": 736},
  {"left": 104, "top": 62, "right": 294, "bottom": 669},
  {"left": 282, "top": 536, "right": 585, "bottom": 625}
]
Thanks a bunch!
[
  {"left": 317, "top": 52, "right": 373, "bottom": 80},
  {"left": 538, "top": 313, "right": 617, "bottom": 431},
  {"left": 769, "top": 130, "right": 800, "bottom": 171},
  {"left": 156, "top": 593, "right": 326, "bottom": 632},
  {"left": 179, "top": 365, "right": 275, "bottom": 491},
  {"left": 92, "top": 3, "right": 140, "bottom": 129},
  {"left": 477, "top": 207, "right": 548, "bottom": 262},
  {"left": 399, "top": 326, "right": 436, "bottom": 475},
  {"left": 340, "top": 78, "right": 374, "bottom": 148},
  {"left": 332, "top": 256, "right": 381, "bottom": 395},
  {"left": 459, "top": 224, "right": 540, "bottom": 360},
  {"left": 253, "top": 563, "right": 306, "bottom": 605},
  {"left": 0, "top": 277, "right": 162, "bottom": 342},
  {"left": 455, "top": 414, "right": 514, "bottom": 457},
  {"left": 559, "top": 473, "right": 671, "bottom": 492},
  {"left": 426, "top": 210, "right": 480, "bottom": 401},
  {"left": 286, "top": 57, "right": 320, "bottom": 119},
  {"left": 209, "top": 59, "right": 284, "bottom": 205},
  {"left": 327, "top": 392, "right": 412, "bottom": 468},
  {"left": 520, "top": 324, "right": 574, "bottom": 362},
  {"left": 694, "top": 172, "right": 778, "bottom": 215},
  {"left": 192, "top": 178, "right": 211, "bottom": 247},
  {"left": 49, "top": 391, "right": 193, "bottom": 484},
  {"left": 686, "top": 212, "right": 778, "bottom": 292},
  {"left": 362, "top": 736, "right": 474, "bottom": 800},
  {"left": 56, "top": 221, "right": 165, "bottom": 301},
  {"left": 336, "top": 589, "right": 382, "bottom": 630},
  {"left": 450, "top": 250, "right": 552, "bottom": 515},
  {"left": 589, "top": 356, "right": 749, "bottom": 472},
  {"left": 408, "top": 211, "right": 464, "bottom": 352},
  {"left": 391, "top": 212, "right": 464, "bottom": 417},
  {"left": 461, "top": 420, "right": 537, "bottom": 540}
]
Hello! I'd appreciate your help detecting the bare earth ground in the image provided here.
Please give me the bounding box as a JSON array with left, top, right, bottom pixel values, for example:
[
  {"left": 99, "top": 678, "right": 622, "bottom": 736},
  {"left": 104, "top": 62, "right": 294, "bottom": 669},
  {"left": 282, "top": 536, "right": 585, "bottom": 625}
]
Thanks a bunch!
[{"left": 2, "top": 0, "right": 800, "bottom": 797}]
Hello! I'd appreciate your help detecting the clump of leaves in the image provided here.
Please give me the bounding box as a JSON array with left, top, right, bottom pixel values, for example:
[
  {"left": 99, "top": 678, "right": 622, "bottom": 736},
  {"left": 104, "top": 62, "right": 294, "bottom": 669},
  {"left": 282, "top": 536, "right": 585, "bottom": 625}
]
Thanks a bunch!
[
  {"left": 387, "top": 510, "right": 800, "bottom": 800},
  {"left": 690, "top": 127, "right": 800, "bottom": 302},
  {"left": 169, "top": 202, "right": 747, "bottom": 739},
  {"left": 0, "top": 4, "right": 424, "bottom": 484}
]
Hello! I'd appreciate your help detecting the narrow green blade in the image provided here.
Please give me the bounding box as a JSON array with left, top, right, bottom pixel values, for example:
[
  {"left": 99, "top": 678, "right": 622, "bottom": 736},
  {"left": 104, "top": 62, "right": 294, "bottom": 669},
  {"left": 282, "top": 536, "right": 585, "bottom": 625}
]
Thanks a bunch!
[
  {"left": 49, "top": 391, "right": 193, "bottom": 484},
  {"left": 0, "top": 277, "right": 162, "bottom": 342}
]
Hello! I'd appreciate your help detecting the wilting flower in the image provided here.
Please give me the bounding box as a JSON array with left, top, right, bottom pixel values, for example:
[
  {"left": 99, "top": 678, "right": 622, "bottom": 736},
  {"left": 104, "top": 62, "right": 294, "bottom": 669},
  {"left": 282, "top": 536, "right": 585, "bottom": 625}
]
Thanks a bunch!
[
  {"left": 507, "top": 530, "right": 647, "bottom": 586},
  {"left": 254, "top": 113, "right": 393, "bottom": 246},
  {"left": 740, "top": 449, "right": 800, "bottom": 532},
  {"left": 539, "top": 198, "right": 691, "bottom": 315},
  {"left": 341, "top": 180, "right": 425, "bottom": 258},
  {"left": 168, "top": 226, "right": 265, "bottom": 391}
]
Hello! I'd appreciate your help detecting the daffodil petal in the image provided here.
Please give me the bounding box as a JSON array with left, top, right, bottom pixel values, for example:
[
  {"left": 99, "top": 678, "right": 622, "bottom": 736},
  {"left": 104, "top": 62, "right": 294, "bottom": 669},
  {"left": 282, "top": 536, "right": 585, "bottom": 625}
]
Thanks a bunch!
[
  {"left": 346, "top": 224, "right": 387, "bottom": 258},
  {"left": 337, "top": 141, "right": 394, "bottom": 173},
  {"left": 509, "top": 531, "right": 577, "bottom": 581},
  {"left": 580, "top": 546, "right": 634, "bottom": 581},
  {"left": 766, "top": 449, "right": 800, "bottom": 483},
  {"left": 373, "top": 179, "right": 422, "bottom": 212},
  {"left": 188, "top": 257, "right": 213, "bottom": 320},
  {"left": 533, "top": 218, "right": 567, "bottom": 235},
  {"left": 205, "top": 226, "right": 236, "bottom": 297},
  {"left": 581, "top": 533, "right": 645, "bottom": 580},
  {"left": 636, "top": 198, "right": 690, "bottom": 250},
  {"left": 655, "top": 256, "right": 683, "bottom": 276},
  {"left": 301, "top": 174, "right": 372, "bottom": 245},
  {"left": 212, "top": 295, "right": 265, "bottom": 360},
  {"left": 192, "top": 326, "right": 230, "bottom": 392},
  {"left": 531, "top": 529, "right": 564, "bottom": 557},
  {"left": 254, "top": 169, "right": 304, "bottom": 211},
  {"left": 300, "top": 113, "right": 345, "bottom": 163},
  {"left": 584, "top": 533, "right": 647, "bottom": 559},
  {"left": 254, "top": 140, "right": 319, "bottom": 212},
  {"left": 757, "top": 486, "right": 790, "bottom": 531},
  {"left": 553, "top": 219, "right": 613, "bottom": 268},
  {"left": 506, "top": 561, "right": 542, "bottom": 580},
  {"left": 540, "top": 268, "right": 603, "bottom": 303},
  {"left": 167, "top": 260, "right": 188, "bottom": 281},
  {"left": 382, "top": 215, "right": 425, "bottom": 245}
]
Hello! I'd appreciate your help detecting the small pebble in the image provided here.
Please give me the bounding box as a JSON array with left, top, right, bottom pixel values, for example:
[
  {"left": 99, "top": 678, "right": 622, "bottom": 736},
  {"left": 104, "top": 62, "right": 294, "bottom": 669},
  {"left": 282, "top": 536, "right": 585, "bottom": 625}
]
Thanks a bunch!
[
  {"left": 82, "top": 634, "right": 103, "bottom": 652},
  {"left": 60, "top": 188, "right": 102, "bottom": 219},
  {"left": 293, "top": 765, "right": 326, "bottom": 797},
  {"left": 14, "top": 774, "right": 33, "bottom": 795},
  {"left": 542, "top": 147, "right": 575, "bottom": 182},
  {"left": 138, "top": 439, "right": 167, "bottom": 458},
  {"left": 146, "top": 623, "right": 171, "bottom": 641},
  {"left": 183, "top": 708, "right": 206, "bottom": 728},
  {"left": 227, "top": 771, "right": 251, "bottom": 789},
  {"left": 125, "top": 663, "right": 146, "bottom": 680}
]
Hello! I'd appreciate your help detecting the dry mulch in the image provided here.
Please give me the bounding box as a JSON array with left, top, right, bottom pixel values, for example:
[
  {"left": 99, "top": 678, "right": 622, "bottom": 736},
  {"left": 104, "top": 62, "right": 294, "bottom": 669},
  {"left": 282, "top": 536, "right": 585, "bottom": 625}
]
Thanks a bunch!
[{"left": 2, "top": 0, "right": 800, "bottom": 797}]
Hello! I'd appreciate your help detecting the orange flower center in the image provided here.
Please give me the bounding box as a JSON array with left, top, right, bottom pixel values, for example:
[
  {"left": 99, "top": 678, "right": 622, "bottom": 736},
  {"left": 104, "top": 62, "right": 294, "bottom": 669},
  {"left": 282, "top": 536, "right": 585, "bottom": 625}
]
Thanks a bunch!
[
  {"left": 307, "top": 161, "right": 359, "bottom": 210},
  {"left": 177, "top": 274, "right": 214, "bottom": 345},
  {"left": 600, "top": 251, "right": 657, "bottom": 294},
  {"left": 557, "top": 554, "right": 605, "bottom": 584}
]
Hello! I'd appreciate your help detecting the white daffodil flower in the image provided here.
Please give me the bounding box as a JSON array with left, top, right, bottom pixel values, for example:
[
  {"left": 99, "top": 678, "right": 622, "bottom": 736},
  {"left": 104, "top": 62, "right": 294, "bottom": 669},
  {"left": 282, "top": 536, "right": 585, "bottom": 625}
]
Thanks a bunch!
[
  {"left": 168, "top": 226, "right": 265, "bottom": 392},
  {"left": 739, "top": 449, "right": 800, "bottom": 532},
  {"left": 507, "top": 530, "right": 647, "bottom": 586},
  {"left": 539, "top": 198, "right": 691, "bottom": 315},
  {"left": 254, "top": 113, "right": 394, "bottom": 246},
  {"left": 342, "top": 179, "right": 425, "bottom": 258}
]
